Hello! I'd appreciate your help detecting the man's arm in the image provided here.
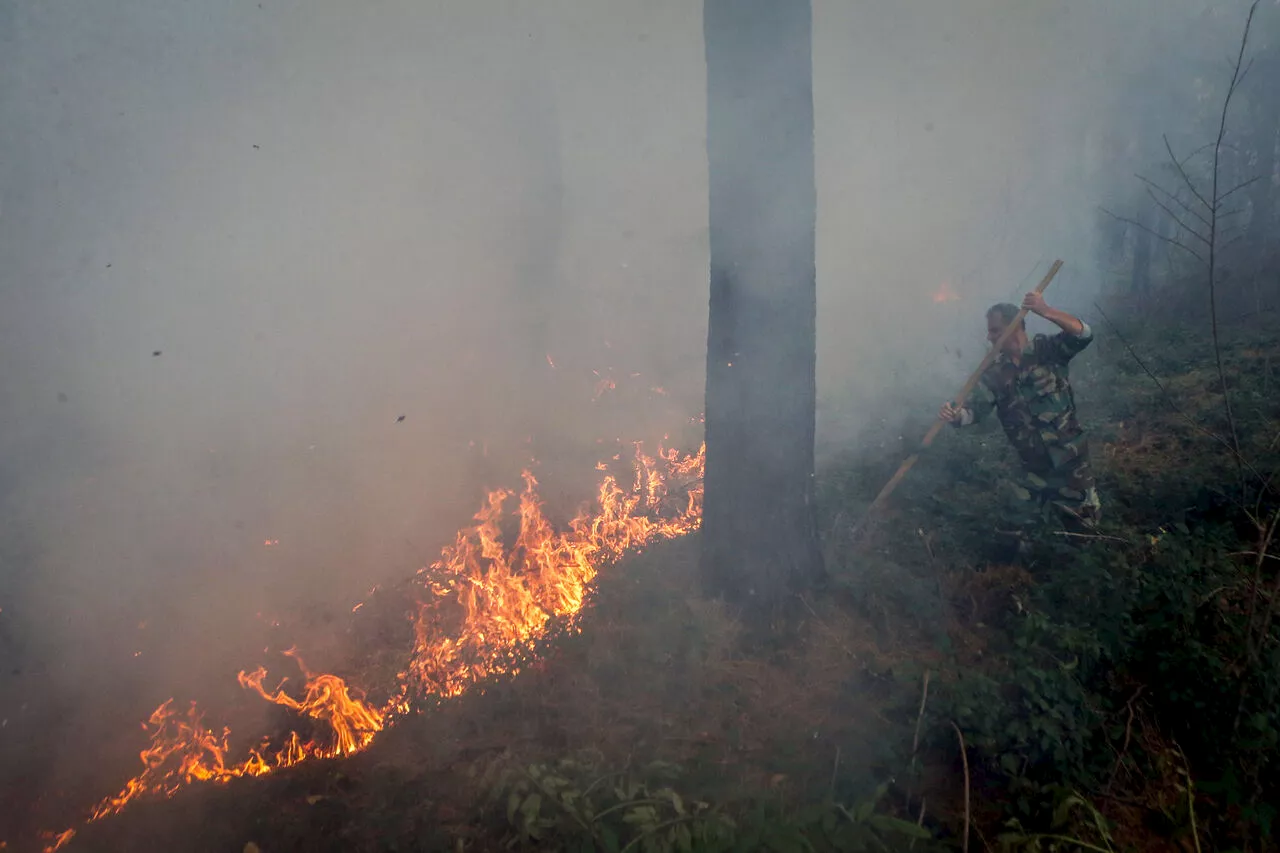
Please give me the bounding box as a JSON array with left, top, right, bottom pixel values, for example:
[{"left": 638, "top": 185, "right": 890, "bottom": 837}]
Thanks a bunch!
[
  {"left": 1023, "top": 291, "right": 1086, "bottom": 336},
  {"left": 1023, "top": 291, "right": 1092, "bottom": 362},
  {"left": 939, "top": 381, "right": 996, "bottom": 427}
]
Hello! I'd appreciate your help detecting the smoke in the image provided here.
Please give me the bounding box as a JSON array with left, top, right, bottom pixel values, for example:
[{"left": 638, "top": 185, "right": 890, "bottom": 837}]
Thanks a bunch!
[
  {"left": 0, "top": 0, "right": 1272, "bottom": 832},
  {"left": 811, "top": 0, "right": 1269, "bottom": 448}
]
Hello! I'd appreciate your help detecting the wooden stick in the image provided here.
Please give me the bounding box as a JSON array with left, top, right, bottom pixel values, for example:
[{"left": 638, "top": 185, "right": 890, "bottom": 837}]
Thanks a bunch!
[{"left": 854, "top": 259, "right": 1064, "bottom": 534}]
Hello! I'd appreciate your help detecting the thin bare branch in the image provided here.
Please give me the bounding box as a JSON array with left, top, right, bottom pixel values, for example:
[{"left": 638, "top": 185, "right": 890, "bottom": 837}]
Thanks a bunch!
[
  {"left": 1136, "top": 173, "right": 1211, "bottom": 229},
  {"left": 1253, "top": 430, "right": 1280, "bottom": 514},
  {"left": 1219, "top": 173, "right": 1264, "bottom": 201},
  {"left": 1205, "top": 0, "right": 1259, "bottom": 490},
  {"left": 1145, "top": 188, "right": 1212, "bottom": 246},
  {"left": 1098, "top": 207, "right": 1206, "bottom": 265},
  {"left": 1164, "top": 134, "right": 1214, "bottom": 211},
  {"left": 1186, "top": 140, "right": 1220, "bottom": 162},
  {"left": 1230, "top": 550, "right": 1280, "bottom": 563},
  {"left": 1050, "top": 530, "right": 1135, "bottom": 545},
  {"left": 1240, "top": 55, "right": 1255, "bottom": 85},
  {"left": 1246, "top": 510, "right": 1280, "bottom": 671},
  {"left": 1092, "top": 302, "right": 1268, "bottom": 487}
]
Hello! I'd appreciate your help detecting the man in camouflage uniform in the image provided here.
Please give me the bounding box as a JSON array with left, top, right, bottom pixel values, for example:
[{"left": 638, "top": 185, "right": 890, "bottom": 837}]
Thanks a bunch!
[{"left": 939, "top": 292, "right": 1101, "bottom": 539}]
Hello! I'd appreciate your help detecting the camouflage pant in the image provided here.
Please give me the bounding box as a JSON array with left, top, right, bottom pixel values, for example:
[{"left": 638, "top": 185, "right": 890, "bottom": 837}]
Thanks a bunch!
[{"left": 998, "top": 459, "right": 1102, "bottom": 533}]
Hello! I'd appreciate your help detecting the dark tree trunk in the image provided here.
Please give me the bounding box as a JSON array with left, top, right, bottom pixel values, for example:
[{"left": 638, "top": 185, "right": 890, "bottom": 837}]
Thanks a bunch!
[{"left": 701, "top": 0, "right": 823, "bottom": 628}]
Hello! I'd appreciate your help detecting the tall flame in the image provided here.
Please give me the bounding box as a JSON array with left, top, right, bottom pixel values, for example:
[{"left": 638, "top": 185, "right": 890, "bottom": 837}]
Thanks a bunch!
[
  {"left": 86, "top": 440, "right": 704, "bottom": 824},
  {"left": 408, "top": 443, "right": 703, "bottom": 698}
]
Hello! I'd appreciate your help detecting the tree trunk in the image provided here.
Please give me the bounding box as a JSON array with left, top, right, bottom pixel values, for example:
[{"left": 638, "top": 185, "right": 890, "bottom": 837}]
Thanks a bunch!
[{"left": 701, "top": 0, "right": 824, "bottom": 629}]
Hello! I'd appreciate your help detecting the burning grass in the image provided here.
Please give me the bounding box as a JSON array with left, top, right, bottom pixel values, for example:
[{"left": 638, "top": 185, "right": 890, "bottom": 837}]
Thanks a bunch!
[
  {"left": 67, "top": 439, "right": 705, "bottom": 843},
  {"left": 66, "top": 534, "right": 919, "bottom": 853}
]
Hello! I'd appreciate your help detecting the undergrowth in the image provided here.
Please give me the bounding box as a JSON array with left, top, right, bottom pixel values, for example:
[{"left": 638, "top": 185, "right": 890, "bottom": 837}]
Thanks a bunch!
[{"left": 821, "top": 298, "right": 1280, "bottom": 851}]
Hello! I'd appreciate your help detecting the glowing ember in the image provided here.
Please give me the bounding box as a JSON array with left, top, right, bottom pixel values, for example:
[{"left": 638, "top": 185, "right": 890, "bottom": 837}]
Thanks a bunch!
[
  {"left": 932, "top": 279, "right": 961, "bottom": 303},
  {"left": 83, "top": 439, "right": 704, "bottom": 828}
]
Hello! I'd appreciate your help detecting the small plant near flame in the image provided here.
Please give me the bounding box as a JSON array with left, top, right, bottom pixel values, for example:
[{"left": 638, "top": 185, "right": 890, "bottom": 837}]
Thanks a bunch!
[
  {"left": 480, "top": 757, "right": 734, "bottom": 852},
  {"left": 479, "top": 757, "right": 936, "bottom": 852}
]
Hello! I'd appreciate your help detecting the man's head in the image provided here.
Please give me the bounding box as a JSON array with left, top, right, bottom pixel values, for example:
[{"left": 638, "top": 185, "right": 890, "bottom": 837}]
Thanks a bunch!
[{"left": 986, "top": 303, "right": 1027, "bottom": 355}]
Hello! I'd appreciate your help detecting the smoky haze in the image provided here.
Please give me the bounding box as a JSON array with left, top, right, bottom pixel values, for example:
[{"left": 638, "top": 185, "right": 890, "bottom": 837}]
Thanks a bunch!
[{"left": 0, "top": 0, "right": 1267, "bottom": 833}]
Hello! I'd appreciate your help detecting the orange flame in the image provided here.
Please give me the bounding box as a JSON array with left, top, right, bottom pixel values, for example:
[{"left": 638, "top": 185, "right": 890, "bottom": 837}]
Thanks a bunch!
[
  {"left": 85, "top": 440, "right": 704, "bottom": 825},
  {"left": 238, "top": 648, "right": 384, "bottom": 757},
  {"left": 39, "top": 829, "right": 75, "bottom": 852},
  {"left": 89, "top": 651, "right": 384, "bottom": 822},
  {"left": 932, "top": 279, "right": 961, "bottom": 303},
  {"left": 407, "top": 443, "right": 703, "bottom": 698}
]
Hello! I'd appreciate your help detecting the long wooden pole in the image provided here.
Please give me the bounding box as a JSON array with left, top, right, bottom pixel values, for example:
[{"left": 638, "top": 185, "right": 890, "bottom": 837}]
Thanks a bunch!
[{"left": 854, "top": 259, "right": 1064, "bottom": 533}]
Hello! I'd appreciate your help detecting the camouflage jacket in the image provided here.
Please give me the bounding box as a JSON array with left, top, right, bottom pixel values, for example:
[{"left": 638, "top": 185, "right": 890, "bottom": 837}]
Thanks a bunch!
[{"left": 956, "top": 326, "right": 1093, "bottom": 475}]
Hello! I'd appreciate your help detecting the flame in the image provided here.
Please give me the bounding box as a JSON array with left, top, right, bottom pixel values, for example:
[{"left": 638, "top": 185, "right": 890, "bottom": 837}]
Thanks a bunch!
[
  {"left": 85, "top": 439, "right": 704, "bottom": 825},
  {"left": 407, "top": 443, "right": 703, "bottom": 698},
  {"left": 39, "top": 830, "right": 74, "bottom": 852},
  {"left": 238, "top": 648, "right": 384, "bottom": 756},
  {"left": 89, "top": 650, "right": 385, "bottom": 822},
  {"left": 932, "top": 279, "right": 961, "bottom": 303}
]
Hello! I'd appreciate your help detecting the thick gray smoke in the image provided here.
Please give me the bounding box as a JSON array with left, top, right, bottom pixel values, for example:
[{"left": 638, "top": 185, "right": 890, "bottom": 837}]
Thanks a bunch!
[{"left": 0, "top": 0, "right": 1271, "bottom": 830}]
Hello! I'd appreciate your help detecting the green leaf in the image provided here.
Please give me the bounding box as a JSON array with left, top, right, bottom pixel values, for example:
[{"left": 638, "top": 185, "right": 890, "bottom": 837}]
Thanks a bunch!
[
  {"left": 1052, "top": 794, "right": 1086, "bottom": 829},
  {"left": 507, "top": 791, "right": 522, "bottom": 824},
  {"left": 520, "top": 793, "right": 543, "bottom": 825},
  {"left": 866, "top": 815, "right": 932, "bottom": 839},
  {"left": 623, "top": 805, "right": 658, "bottom": 826}
]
